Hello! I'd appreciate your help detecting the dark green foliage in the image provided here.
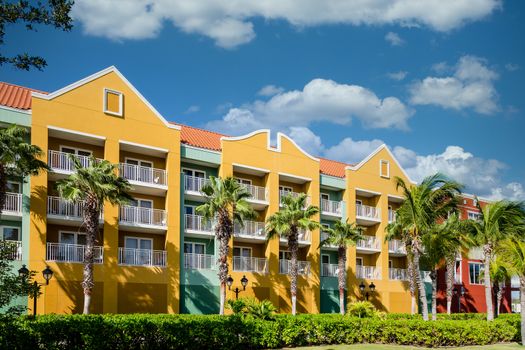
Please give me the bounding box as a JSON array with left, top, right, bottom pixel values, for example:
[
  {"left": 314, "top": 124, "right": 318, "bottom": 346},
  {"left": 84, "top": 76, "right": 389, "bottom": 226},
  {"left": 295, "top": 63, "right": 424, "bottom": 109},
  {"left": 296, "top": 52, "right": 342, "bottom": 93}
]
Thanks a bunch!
[{"left": 0, "top": 313, "right": 519, "bottom": 349}]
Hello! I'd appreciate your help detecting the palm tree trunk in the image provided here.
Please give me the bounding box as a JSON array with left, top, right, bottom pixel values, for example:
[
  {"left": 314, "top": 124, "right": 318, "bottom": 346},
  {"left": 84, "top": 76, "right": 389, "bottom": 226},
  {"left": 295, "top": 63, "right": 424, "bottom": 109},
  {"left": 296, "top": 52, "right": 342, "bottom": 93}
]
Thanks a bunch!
[
  {"left": 413, "top": 240, "right": 429, "bottom": 321},
  {"left": 407, "top": 253, "right": 417, "bottom": 314},
  {"left": 483, "top": 244, "right": 494, "bottom": 321},
  {"left": 337, "top": 245, "right": 346, "bottom": 315},
  {"left": 521, "top": 277, "right": 525, "bottom": 346},
  {"left": 445, "top": 256, "right": 455, "bottom": 314},
  {"left": 82, "top": 197, "right": 99, "bottom": 315},
  {"left": 430, "top": 270, "right": 437, "bottom": 321},
  {"left": 495, "top": 282, "right": 503, "bottom": 318},
  {"left": 0, "top": 163, "right": 6, "bottom": 217},
  {"left": 216, "top": 209, "right": 232, "bottom": 315},
  {"left": 289, "top": 227, "right": 299, "bottom": 315}
]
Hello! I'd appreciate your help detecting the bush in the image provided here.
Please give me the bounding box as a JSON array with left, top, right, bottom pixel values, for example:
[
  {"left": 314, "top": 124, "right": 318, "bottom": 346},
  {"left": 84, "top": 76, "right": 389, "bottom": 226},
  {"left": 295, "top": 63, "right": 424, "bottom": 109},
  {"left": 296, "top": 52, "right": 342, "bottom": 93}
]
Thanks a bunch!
[
  {"left": 347, "top": 301, "right": 385, "bottom": 319},
  {"left": 226, "top": 298, "right": 277, "bottom": 320},
  {"left": 0, "top": 313, "right": 519, "bottom": 349}
]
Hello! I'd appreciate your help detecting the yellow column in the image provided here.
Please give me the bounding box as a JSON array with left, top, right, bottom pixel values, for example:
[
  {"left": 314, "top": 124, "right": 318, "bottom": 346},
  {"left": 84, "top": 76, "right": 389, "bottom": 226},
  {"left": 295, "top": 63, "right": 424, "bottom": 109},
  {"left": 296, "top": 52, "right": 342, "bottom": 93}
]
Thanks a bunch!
[
  {"left": 307, "top": 180, "right": 321, "bottom": 314},
  {"left": 378, "top": 194, "right": 390, "bottom": 310},
  {"left": 166, "top": 149, "right": 181, "bottom": 313},
  {"left": 345, "top": 184, "right": 358, "bottom": 302},
  {"left": 266, "top": 172, "right": 280, "bottom": 309}
]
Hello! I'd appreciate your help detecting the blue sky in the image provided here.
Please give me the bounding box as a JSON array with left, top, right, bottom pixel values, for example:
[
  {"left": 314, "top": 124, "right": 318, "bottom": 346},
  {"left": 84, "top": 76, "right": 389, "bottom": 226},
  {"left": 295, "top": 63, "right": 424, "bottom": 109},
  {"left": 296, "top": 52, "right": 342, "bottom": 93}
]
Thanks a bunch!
[{"left": 1, "top": 0, "right": 524, "bottom": 200}]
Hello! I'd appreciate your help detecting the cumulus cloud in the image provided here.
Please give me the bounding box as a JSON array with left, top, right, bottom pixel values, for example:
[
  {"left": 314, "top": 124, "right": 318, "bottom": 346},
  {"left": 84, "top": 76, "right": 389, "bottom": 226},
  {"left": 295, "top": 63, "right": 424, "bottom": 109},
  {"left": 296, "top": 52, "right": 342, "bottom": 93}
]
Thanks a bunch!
[
  {"left": 410, "top": 55, "right": 499, "bottom": 114},
  {"left": 385, "top": 32, "right": 405, "bottom": 46},
  {"left": 184, "top": 105, "right": 200, "bottom": 114},
  {"left": 258, "top": 85, "right": 285, "bottom": 96},
  {"left": 72, "top": 0, "right": 502, "bottom": 48},
  {"left": 206, "top": 78, "right": 413, "bottom": 135},
  {"left": 324, "top": 138, "right": 385, "bottom": 164},
  {"left": 387, "top": 71, "right": 408, "bottom": 81}
]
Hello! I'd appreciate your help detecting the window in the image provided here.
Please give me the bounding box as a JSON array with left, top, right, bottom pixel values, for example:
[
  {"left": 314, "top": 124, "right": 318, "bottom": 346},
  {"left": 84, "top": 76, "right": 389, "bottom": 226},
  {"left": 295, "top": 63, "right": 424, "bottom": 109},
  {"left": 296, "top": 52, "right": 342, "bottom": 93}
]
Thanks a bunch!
[
  {"left": 235, "top": 178, "right": 252, "bottom": 186},
  {"left": 279, "top": 185, "right": 293, "bottom": 193},
  {"left": 388, "top": 260, "right": 393, "bottom": 268},
  {"left": 279, "top": 251, "right": 291, "bottom": 260},
  {"left": 185, "top": 206, "right": 195, "bottom": 215},
  {"left": 184, "top": 242, "right": 205, "bottom": 255},
  {"left": 473, "top": 199, "right": 478, "bottom": 206},
  {"left": 356, "top": 257, "right": 363, "bottom": 266},
  {"left": 183, "top": 168, "right": 206, "bottom": 178},
  {"left": 322, "top": 254, "right": 330, "bottom": 264},
  {"left": 467, "top": 211, "right": 482, "bottom": 221},
  {"left": 356, "top": 199, "right": 363, "bottom": 206},
  {"left": 1, "top": 226, "right": 20, "bottom": 241},
  {"left": 60, "top": 146, "right": 92, "bottom": 157},
  {"left": 380, "top": 159, "right": 390, "bottom": 178},
  {"left": 6, "top": 182, "right": 21, "bottom": 193},
  {"left": 454, "top": 260, "right": 462, "bottom": 283},
  {"left": 321, "top": 223, "right": 330, "bottom": 229},
  {"left": 463, "top": 199, "right": 467, "bottom": 205},
  {"left": 233, "top": 247, "right": 252, "bottom": 257},
  {"left": 103, "top": 88, "right": 123, "bottom": 116},
  {"left": 59, "top": 231, "right": 86, "bottom": 245},
  {"left": 469, "top": 262, "right": 484, "bottom": 285},
  {"left": 125, "top": 237, "right": 152, "bottom": 250},
  {"left": 321, "top": 193, "right": 329, "bottom": 201}
]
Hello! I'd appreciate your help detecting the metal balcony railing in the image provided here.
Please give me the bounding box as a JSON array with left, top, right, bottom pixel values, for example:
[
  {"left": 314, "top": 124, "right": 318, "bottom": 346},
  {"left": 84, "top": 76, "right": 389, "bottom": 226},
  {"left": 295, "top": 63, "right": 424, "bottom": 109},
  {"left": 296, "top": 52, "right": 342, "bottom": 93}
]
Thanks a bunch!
[
  {"left": 388, "top": 209, "right": 396, "bottom": 223},
  {"left": 184, "top": 175, "right": 211, "bottom": 193},
  {"left": 320, "top": 199, "right": 342, "bottom": 215},
  {"left": 47, "top": 196, "right": 103, "bottom": 220},
  {"left": 279, "top": 259, "right": 310, "bottom": 275},
  {"left": 321, "top": 263, "right": 340, "bottom": 277},
  {"left": 3, "top": 192, "right": 22, "bottom": 214},
  {"left": 48, "top": 150, "right": 100, "bottom": 172},
  {"left": 279, "top": 191, "right": 310, "bottom": 207},
  {"left": 356, "top": 236, "right": 380, "bottom": 250},
  {"left": 185, "top": 214, "right": 213, "bottom": 233},
  {"left": 356, "top": 265, "right": 381, "bottom": 279},
  {"left": 356, "top": 204, "right": 380, "bottom": 220},
  {"left": 119, "top": 163, "right": 167, "bottom": 186},
  {"left": 120, "top": 206, "right": 167, "bottom": 227},
  {"left": 388, "top": 239, "right": 406, "bottom": 254},
  {"left": 46, "top": 242, "right": 103, "bottom": 264},
  {"left": 389, "top": 268, "right": 408, "bottom": 281},
  {"left": 118, "top": 247, "right": 166, "bottom": 267},
  {"left": 233, "top": 220, "right": 265, "bottom": 239},
  {"left": 3, "top": 240, "right": 22, "bottom": 260},
  {"left": 241, "top": 184, "right": 268, "bottom": 202},
  {"left": 280, "top": 229, "right": 311, "bottom": 243},
  {"left": 184, "top": 253, "right": 214, "bottom": 270},
  {"left": 233, "top": 256, "right": 268, "bottom": 273}
]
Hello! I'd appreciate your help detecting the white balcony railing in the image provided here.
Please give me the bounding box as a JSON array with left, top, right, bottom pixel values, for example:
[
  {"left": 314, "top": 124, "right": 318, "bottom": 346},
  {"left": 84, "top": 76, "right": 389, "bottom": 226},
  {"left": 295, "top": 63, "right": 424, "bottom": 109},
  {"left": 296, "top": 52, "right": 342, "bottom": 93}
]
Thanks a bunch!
[
  {"left": 184, "top": 253, "right": 215, "bottom": 270},
  {"left": 389, "top": 268, "right": 408, "bottom": 281},
  {"left": 47, "top": 196, "right": 103, "bottom": 220},
  {"left": 233, "top": 256, "right": 268, "bottom": 273},
  {"left": 356, "top": 265, "right": 381, "bottom": 279},
  {"left": 356, "top": 236, "right": 380, "bottom": 250},
  {"left": 120, "top": 206, "right": 167, "bottom": 227},
  {"left": 3, "top": 192, "right": 22, "bottom": 214},
  {"left": 356, "top": 204, "right": 381, "bottom": 220},
  {"left": 279, "top": 259, "right": 310, "bottom": 275},
  {"left": 234, "top": 220, "right": 265, "bottom": 239},
  {"left": 321, "top": 263, "right": 340, "bottom": 277},
  {"left": 321, "top": 199, "right": 342, "bottom": 216},
  {"left": 119, "top": 163, "right": 167, "bottom": 186},
  {"left": 48, "top": 150, "right": 99, "bottom": 173},
  {"left": 184, "top": 175, "right": 211, "bottom": 193},
  {"left": 118, "top": 247, "right": 166, "bottom": 267},
  {"left": 185, "top": 214, "right": 213, "bottom": 233},
  {"left": 388, "top": 209, "right": 396, "bottom": 223},
  {"left": 46, "top": 242, "right": 103, "bottom": 264},
  {"left": 388, "top": 239, "right": 406, "bottom": 255},
  {"left": 280, "top": 229, "right": 311, "bottom": 243},
  {"left": 242, "top": 184, "right": 268, "bottom": 202},
  {"left": 279, "top": 191, "right": 310, "bottom": 207},
  {"left": 3, "top": 240, "right": 22, "bottom": 260}
]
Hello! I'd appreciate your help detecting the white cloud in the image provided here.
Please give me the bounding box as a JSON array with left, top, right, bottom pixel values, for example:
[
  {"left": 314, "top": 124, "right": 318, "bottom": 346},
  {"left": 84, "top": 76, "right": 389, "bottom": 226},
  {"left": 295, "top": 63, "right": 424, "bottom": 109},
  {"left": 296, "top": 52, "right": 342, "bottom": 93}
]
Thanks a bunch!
[
  {"left": 288, "top": 127, "right": 324, "bottom": 156},
  {"left": 387, "top": 71, "right": 408, "bottom": 81},
  {"left": 385, "top": 32, "right": 405, "bottom": 46},
  {"left": 323, "top": 138, "right": 384, "bottom": 164},
  {"left": 184, "top": 105, "right": 200, "bottom": 114},
  {"left": 410, "top": 55, "right": 499, "bottom": 114},
  {"left": 206, "top": 78, "right": 413, "bottom": 135},
  {"left": 258, "top": 85, "right": 285, "bottom": 96},
  {"left": 505, "top": 63, "right": 520, "bottom": 72},
  {"left": 72, "top": 0, "right": 502, "bottom": 48},
  {"left": 489, "top": 183, "right": 525, "bottom": 201},
  {"left": 431, "top": 61, "right": 452, "bottom": 74}
]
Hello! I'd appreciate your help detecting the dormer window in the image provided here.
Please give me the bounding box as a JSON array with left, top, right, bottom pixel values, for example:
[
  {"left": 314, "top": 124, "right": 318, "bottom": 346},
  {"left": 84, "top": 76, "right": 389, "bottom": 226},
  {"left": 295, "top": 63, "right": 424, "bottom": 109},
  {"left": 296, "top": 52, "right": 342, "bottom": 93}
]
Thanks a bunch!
[
  {"left": 380, "top": 159, "right": 390, "bottom": 178},
  {"left": 103, "top": 88, "right": 123, "bottom": 117}
]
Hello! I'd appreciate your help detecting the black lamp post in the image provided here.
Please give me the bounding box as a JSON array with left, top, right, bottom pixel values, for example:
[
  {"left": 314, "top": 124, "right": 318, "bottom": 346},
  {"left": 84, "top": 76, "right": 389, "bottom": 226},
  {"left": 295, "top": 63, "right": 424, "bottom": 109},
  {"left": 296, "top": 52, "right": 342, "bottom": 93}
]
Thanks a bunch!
[
  {"left": 227, "top": 274, "right": 248, "bottom": 299},
  {"left": 18, "top": 264, "right": 54, "bottom": 316},
  {"left": 453, "top": 285, "right": 466, "bottom": 313},
  {"left": 359, "top": 281, "right": 376, "bottom": 301}
]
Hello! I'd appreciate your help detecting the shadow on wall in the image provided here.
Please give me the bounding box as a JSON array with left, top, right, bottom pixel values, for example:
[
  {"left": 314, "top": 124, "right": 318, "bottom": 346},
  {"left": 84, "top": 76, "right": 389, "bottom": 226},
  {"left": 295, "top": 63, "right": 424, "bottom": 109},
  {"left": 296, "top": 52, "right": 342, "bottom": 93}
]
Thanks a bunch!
[{"left": 181, "top": 269, "right": 219, "bottom": 314}]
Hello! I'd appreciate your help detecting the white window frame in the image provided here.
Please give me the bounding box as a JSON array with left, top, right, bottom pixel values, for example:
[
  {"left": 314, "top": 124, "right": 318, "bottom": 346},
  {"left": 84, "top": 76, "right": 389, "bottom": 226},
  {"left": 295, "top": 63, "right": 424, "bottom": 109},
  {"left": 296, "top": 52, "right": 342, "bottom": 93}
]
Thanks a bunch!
[
  {"left": 279, "top": 250, "right": 291, "bottom": 260},
  {"left": 124, "top": 236, "right": 153, "bottom": 251},
  {"left": 279, "top": 185, "right": 293, "bottom": 193},
  {"left": 469, "top": 262, "right": 483, "bottom": 285},
  {"left": 103, "top": 88, "right": 123, "bottom": 117},
  {"left": 184, "top": 205, "right": 196, "bottom": 215},
  {"left": 184, "top": 241, "right": 206, "bottom": 255},
  {"left": 356, "top": 199, "right": 363, "bottom": 206},
  {"left": 125, "top": 157, "right": 154, "bottom": 169},
  {"left": 388, "top": 259, "right": 393, "bottom": 268},
  {"left": 467, "top": 211, "right": 482, "bottom": 221},
  {"left": 1, "top": 226, "right": 20, "bottom": 241},
  {"left": 235, "top": 177, "right": 252, "bottom": 186},
  {"left": 379, "top": 159, "right": 390, "bottom": 178},
  {"left": 321, "top": 254, "right": 330, "bottom": 264},
  {"left": 182, "top": 167, "right": 206, "bottom": 178},
  {"left": 6, "top": 181, "right": 21, "bottom": 194},
  {"left": 321, "top": 193, "right": 330, "bottom": 201},
  {"left": 130, "top": 198, "right": 154, "bottom": 208},
  {"left": 58, "top": 230, "right": 86, "bottom": 245},
  {"left": 233, "top": 246, "right": 252, "bottom": 257},
  {"left": 356, "top": 257, "right": 363, "bottom": 266},
  {"left": 60, "top": 145, "right": 93, "bottom": 157}
]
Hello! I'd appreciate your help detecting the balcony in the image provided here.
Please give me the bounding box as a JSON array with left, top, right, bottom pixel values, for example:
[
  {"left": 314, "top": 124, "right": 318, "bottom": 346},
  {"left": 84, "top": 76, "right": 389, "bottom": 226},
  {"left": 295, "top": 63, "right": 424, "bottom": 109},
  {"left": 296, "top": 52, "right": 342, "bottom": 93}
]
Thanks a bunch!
[
  {"left": 118, "top": 247, "right": 166, "bottom": 267},
  {"left": 279, "top": 259, "right": 310, "bottom": 275},
  {"left": 233, "top": 256, "right": 268, "bottom": 274},
  {"left": 184, "top": 253, "right": 215, "bottom": 270},
  {"left": 388, "top": 239, "right": 407, "bottom": 256},
  {"left": 47, "top": 196, "right": 103, "bottom": 226},
  {"left": 355, "top": 204, "right": 381, "bottom": 226},
  {"left": 185, "top": 214, "right": 213, "bottom": 238},
  {"left": 321, "top": 263, "right": 340, "bottom": 277},
  {"left": 320, "top": 231, "right": 337, "bottom": 250},
  {"left": 119, "top": 206, "right": 167, "bottom": 232},
  {"left": 2, "top": 192, "right": 22, "bottom": 220},
  {"left": 279, "top": 191, "right": 310, "bottom": 207},
  {"left": 280, "top": 228, "right": 311, "bottom": 246},
  {"left": 389, "top": 268, "right": 408, "bottom": 281},
  {"left": 242, "top": 184, "right": 269, "bottom": 209},
  {"left": 184, "top": 175, "right": 211, "bottom": 202},
  {"left": 3, "top": 240, "right": 22, "bottom": 260},
  {"left": 388, "top": 209, "right": 396, "bottom": 223},
  {"left": 320, "top": 199, "right": 343, "bottom": 219},
  {"left": 233, "top": 220, "right": 265, "bottom": 242},
  {"left": 46, "top": 242, "right": 103, "bottom": 264},
  {"left": 119, "top": 163, "right": 167, "bottom": 195},
  {"left": 356, "top": 236, "right": 381, "bottom": 254},
  {"left": 356, "top": 265, "right": 381, "bottom": 280},
  {"left": 48, "top": 150, "right": 100, "bottom": 178}
]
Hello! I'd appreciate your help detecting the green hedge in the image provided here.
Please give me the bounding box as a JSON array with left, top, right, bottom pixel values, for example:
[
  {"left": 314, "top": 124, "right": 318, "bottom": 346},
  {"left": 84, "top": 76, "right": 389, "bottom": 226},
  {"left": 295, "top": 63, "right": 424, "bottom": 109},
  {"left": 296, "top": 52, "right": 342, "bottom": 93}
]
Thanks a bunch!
[{"left": 0, "top": 313, "right": 520, "bottom": 349}]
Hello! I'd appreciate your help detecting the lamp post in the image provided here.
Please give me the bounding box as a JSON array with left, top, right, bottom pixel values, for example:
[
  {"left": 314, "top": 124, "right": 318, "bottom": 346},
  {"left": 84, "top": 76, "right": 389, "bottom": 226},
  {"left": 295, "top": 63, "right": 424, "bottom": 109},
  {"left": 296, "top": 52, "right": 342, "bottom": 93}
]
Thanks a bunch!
[
  {"left": 359, "top": 281, "right": 376, "bottom": 301},
  {"left": 453, "top": 285, "right": 466, "bottom": 313},
  {"left": 18, "top": 264, "right": 54, "bottom": 316},
  {"left": 226, "top": 274, "right": 248, "bottom": 300}
]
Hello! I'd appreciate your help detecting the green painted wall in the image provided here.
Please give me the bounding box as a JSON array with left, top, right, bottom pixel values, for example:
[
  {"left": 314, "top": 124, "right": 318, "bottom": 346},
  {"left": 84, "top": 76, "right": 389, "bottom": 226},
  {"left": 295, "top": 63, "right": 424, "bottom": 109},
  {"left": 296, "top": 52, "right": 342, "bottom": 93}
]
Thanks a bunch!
[
  {"left": 183, "top": 237, "right": 215, "bottom": 255},
  {"left": 180, "top": 284, "right": 219, "bottom": 314},
  {"left": 320, "top": 189, "right": 343, "bottom": 201},
  {"left": 181, "top": 145, "right": 221, "bottom": 165},
  {"left": 320, "top": 277, "right": 345, "bottom": 313},
  {"left": 320, "top": 249, "right": 338, "bottom": 264},
  {"left": 0, "top": 107, "right": 31, "bottom": 127},
  {"left": 320, "top": 175, "right": 346, "bottom": 190}
]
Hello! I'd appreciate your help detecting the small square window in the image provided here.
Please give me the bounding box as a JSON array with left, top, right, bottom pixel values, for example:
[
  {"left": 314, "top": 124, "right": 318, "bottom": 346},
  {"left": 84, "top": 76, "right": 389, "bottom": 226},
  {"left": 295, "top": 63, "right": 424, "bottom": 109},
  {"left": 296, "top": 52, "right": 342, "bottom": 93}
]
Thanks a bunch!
[
  {"left": 103, "top": 88, "right": 123, "bottom": 116},
  {"left": 380, "top": 160, "right": 390, "bottom": 178}
]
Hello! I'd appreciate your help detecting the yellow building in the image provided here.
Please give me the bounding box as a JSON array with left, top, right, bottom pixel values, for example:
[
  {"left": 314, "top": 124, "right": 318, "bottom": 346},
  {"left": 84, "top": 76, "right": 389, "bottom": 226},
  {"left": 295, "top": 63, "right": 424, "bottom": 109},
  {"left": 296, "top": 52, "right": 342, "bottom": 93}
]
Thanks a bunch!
[{"left": 2, "top": 67, "right": 415, "bottom": 314}]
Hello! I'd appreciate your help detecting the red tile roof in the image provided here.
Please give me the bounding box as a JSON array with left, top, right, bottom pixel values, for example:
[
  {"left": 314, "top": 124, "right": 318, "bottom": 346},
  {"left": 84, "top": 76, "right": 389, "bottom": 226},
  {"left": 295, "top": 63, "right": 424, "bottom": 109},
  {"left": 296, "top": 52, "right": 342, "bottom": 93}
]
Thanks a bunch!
[
  {"left": 0, "top": 82, "right": 45, "bottom": 110},
  {"left": 319, "top": 158, "right": 348, "bottom": 178},
  {"left": 173, "top": 123, "right": 225, "bottom": 152}
]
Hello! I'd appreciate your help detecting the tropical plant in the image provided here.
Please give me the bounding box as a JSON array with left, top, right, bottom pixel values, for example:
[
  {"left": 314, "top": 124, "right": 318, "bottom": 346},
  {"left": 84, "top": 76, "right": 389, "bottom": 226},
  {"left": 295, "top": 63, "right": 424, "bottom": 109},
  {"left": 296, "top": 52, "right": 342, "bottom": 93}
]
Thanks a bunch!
[
  {"left": 386, "top": 173, "right": 462, "bottom": 321},
  {"left": 489, "top": 254, "right": 509, "bottom": 318},
  {"left": 226, "top": 298, "right": 247, "bottom": 315},
  {"left": 266, "top": 193, "right": 319, "bottom": 315},
  {"left": 246, "top": 299, "right": 277, "bottom": 320},
  {"left": 346, "top": 301, "right": 378, "bottom": 318},
  {"left": 320, "top": 220, "right": 364, "bottom": 315},
  {"left": 0, "top": 125, "right": 48, "bottom": 216},
  {"left": 196, "top": 176, "right": 255, "bottom": 315},
  {"left": 56, "top": 157, "right": 133, "bottom": 314},
  {"left": 464, "top": 200, "right": 525, "bottom": 321}
]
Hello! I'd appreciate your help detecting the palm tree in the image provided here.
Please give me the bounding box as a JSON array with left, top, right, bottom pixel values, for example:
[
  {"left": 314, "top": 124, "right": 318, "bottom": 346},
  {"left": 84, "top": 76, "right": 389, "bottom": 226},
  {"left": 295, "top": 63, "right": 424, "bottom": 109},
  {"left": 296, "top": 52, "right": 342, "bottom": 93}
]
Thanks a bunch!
[
  {"left": 56, "top": 156, "right": 133, "bottom": 314},
  {"left": 320, "top": 220, "right": 364, "bottom": 315},
  {"left": 464, "top": 200, "right": 525, "bottom": 321},
  {"left": 0, "top": 125, "right": 48, "bottom": 216},
  {"left": 266, "top": 193, "right": 319, "bottom": 315},
  {"left": 489, "top": 254, "right": 509, "bottom": 318},
  {"left": 388, "top": 173, "right": 462, "bottom": 321},
  {"left": 196, "top": 176, "right": 255, "bottom": 315}
]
